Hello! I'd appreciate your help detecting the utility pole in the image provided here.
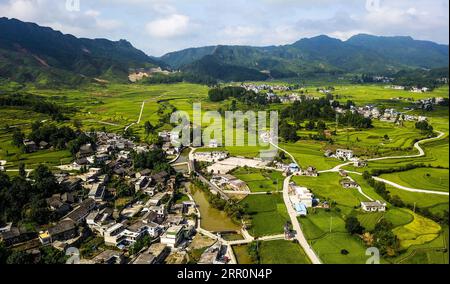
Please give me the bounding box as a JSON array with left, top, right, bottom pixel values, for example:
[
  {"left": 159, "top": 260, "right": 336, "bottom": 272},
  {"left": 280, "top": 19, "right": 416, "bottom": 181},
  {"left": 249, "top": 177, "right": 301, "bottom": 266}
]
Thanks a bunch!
[
  {"left": 330, "top": 216, "right": 333, "bottom": 233},
  {"left": 413, "top": 202, "right": 417, "bottom": 213}
]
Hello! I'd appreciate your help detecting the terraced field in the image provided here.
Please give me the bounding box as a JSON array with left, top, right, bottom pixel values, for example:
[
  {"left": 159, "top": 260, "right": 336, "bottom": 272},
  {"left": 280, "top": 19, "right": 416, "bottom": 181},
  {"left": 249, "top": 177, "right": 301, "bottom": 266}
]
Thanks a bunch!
[{"left": 380, "top": 168, "right": 449, "bottom": 192}]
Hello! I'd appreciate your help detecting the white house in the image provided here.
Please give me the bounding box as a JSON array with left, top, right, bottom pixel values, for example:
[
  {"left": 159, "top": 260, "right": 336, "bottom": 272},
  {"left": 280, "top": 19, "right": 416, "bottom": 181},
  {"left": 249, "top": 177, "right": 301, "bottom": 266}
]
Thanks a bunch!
[
  {"left": 336, "top": 149, "right": 354, "bottom": 161},
  {"left": 361, "top": 201, "right": 387, "bottom": 212},
  {"left": 160, "top": 225, "right": 185, "bottom": 248}
]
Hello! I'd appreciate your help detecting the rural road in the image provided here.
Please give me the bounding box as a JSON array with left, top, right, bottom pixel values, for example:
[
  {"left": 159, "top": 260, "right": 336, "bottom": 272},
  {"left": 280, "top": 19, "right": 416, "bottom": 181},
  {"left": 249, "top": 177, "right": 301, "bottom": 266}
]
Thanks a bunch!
[
  {"left": 124, "top": 95, "right": 165, "bottom": 131},
  {"left": 320, "top": 130, "right": 448, "bottom": 196},
  {"left": 283, "top": 175, "right": 322, "bottom": 264}
]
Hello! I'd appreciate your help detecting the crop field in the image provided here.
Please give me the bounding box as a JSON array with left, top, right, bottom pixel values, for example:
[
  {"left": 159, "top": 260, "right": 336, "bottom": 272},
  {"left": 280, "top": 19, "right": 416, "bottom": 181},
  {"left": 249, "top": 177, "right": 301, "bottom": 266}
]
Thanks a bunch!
[
  {"left": 380, "top": 168, "right": 449, "bottom": 192},
  {"left": 393, "top": 210, "right": 442, "bottom": 250},
  {"left": 258, "top": 240, "right": 310, "bottom": 264},
  {"left": 279, "top": 141, "right": 341, "bottom": 171},
  {"left": 240, "top": 193, "right": 290, "bottom": 237},
  {"left": 293, "top": 173, "right": 371, "bottom": 208},
  {"left": 231, "top": 168, "right": 284, "bottom": 192}
]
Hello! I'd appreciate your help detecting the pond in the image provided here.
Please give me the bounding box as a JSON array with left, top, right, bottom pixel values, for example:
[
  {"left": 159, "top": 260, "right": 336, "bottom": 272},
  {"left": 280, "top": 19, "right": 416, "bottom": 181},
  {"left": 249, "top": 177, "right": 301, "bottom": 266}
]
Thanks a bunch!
[{"left": 190, "top": 185, "right": 241, "bottom": 233}]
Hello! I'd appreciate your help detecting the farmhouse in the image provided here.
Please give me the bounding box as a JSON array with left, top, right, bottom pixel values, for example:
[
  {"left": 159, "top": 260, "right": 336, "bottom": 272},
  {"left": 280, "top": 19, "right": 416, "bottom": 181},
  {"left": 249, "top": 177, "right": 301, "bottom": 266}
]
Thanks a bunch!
[
  {"left": 341, "top": 179, "right": 359, "bottom": 189},
  {"left": 336, "top": 149, "right": 354, "bottom": 160},
  {"left": 193, "top": 151, "right": 228, "bottom": 163},
  {"left": 160, "top": 225, "right": 185, "bottom": 248},
  {"left": 361, "top": 201, "right": 387, "bottom": 212},
  {"left": 300, "top": 166, "right": 318, "bottom": 177}
]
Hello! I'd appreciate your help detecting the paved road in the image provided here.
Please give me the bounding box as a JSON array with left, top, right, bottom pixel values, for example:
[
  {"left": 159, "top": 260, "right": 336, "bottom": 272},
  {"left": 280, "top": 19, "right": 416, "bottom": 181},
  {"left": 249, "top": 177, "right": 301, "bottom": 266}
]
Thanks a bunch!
[
  {"left": 319, "top": 130, "right": 448, "bottom": 196},
  {"left": 283, "top": 175, "right": 322, "bottom": 264}
]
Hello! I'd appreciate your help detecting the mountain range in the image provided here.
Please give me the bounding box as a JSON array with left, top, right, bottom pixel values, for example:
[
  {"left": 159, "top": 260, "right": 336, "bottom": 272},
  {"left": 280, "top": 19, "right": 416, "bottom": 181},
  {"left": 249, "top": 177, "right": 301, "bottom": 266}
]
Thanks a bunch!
[{"left": 0, "top": 17, "right": 448, "bottom": 85}]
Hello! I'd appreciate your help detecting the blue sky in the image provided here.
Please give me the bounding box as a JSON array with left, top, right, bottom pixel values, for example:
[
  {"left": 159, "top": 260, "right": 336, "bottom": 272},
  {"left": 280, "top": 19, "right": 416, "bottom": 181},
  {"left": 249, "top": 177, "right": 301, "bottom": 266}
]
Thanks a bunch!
[{"left": 1, "top": 0, "right": 448, "bottom": 56}]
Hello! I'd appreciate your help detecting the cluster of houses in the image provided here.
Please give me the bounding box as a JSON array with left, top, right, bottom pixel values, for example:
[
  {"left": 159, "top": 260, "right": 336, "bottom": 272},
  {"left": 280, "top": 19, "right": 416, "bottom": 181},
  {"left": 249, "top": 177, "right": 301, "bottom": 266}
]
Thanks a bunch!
[
  {"left": 335, "top": 104, "right": 428, "bottom": 123},
  {"left": 1, "top": 131, "right": 208, "bottom": 264},
  {"left": 288, "top": 183, "right": 315, "bottom": 216},
  {"left": 386, "top": 85, "right": 430, "bottom": 93},
  {"left": 240, "top": 83, "right": 295, "bottom": 93},
  {"left": 193, "top": 151, "right": 228, "bottom": 163}
]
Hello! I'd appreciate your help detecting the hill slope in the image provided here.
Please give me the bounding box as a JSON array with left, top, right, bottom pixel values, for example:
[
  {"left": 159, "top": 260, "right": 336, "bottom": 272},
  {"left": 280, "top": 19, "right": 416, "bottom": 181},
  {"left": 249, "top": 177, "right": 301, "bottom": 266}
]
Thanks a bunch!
[
  {"left": 0, "top": 17, "right": 164, "bottom": 86},
  {"left": 160, "top": 34, "right": 449, "bottom": 81}
]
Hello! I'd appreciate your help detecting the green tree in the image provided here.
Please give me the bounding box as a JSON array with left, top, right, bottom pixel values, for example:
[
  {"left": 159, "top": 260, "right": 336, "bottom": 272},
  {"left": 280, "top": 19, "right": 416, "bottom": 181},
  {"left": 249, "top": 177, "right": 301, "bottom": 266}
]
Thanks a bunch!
[
  {"left": 11, "top": 129, "right": 24, "bottom": 148},
  {"left": 144, "top": 121, "right": 155, "bottom": 137},
  {"left": 345, "top": 216, "right": 365, "bottom": 235}
]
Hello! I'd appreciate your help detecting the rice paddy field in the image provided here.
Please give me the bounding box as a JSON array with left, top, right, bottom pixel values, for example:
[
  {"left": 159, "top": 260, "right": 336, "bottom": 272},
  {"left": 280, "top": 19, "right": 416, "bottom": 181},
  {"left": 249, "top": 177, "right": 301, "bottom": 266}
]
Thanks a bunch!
[
  {"left": 380, "top": 168, "right": 449, "bottom": 192},
  {"left": 239, "top": 193, "right": 290, "bottom": 237},
  {"left": 232, "top": 240, "right": 310, "bottom": 264},
  {"left": 231, "top": 168, "right": 284, "bottom": 192}
]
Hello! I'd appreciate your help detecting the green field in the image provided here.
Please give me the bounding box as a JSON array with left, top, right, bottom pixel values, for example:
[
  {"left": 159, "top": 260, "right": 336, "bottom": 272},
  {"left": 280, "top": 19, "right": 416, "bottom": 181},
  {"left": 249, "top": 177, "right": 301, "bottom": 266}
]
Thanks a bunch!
[
  {"left": 231, "top": 168, "right": 283, "bottom": 192},
  {"left": 240, "top": 193, "right": 290, "bottom": 237},
  {"left": 380, "top": 168, "right": 449, "bottom": 192},
  {"left": 232, "top": 240, "right": 310, "bottom": 264},
  {"left": 293, "top": 173, "right": 371, "bottom": 209}
]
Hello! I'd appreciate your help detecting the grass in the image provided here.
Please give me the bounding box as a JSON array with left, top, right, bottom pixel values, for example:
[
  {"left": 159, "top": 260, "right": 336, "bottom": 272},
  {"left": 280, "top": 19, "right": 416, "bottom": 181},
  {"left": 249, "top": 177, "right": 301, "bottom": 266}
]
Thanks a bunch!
[
  {"left": 240, "top": 193, "right": 290, "bottom": 237},
  {"left": 312, "top": 233, "right": 370, "bottom": 264},
  {"left": 231, "top": 168, "right": 283, "bottom": 192},
  {"left": 259, "top": 240, "right": 310, "bottom": 264},
  {"left": 293, "top": 173, "right": 370, "bottom": 208},
  {"left": 357, "top": 212, "right": 385, "bottom": 231},
  {"left": 380, "top": 168, "right": 449, "bottom": 192}
]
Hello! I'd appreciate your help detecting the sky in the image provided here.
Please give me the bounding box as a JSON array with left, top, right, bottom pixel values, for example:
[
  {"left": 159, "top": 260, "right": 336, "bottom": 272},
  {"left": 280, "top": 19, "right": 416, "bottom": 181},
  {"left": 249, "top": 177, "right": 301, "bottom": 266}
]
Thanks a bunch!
[{"left": 0, "top": 0, "right": 449, "bottom": 56}]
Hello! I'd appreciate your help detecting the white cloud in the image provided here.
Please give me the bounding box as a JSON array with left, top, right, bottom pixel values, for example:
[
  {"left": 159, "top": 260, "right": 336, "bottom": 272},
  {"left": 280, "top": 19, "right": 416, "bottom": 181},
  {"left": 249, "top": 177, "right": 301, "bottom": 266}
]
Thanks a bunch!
[{"left": 145, "top": 14, "right": 190, "bottom": 38}]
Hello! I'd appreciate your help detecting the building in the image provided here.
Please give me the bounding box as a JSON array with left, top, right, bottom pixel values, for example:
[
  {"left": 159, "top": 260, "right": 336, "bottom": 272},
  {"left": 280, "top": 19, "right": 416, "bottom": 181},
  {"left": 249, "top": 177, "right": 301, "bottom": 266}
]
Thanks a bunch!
[
  {"left": 193, "top": 151, "right": 228, "bottom": 163},
  {"left": 88, "top": 183, "right": 106, "bottom": 202},
  {"left": 64, "top": 198, "right": 96, "bottom": 224},
  {"left": 91, "top": 250, "right": 125, "bottom": 264},
  {"left": 132, "top": 243, "right": 169, "bottom": 264},
  {"left": 39, "top": 220, "right": 78, "bottom": 245},
  {"left": 198, "top": 242, "right": 228, "bottom": 264},
  {"left": 289, "top": 163, "right": 300, "bottom": 173},
  {"left": 289, "top": 183, "right": 313, "bottom": 208},
  {"left": 294, "top": 203, "right": 308, "bottom": 217},
  {"left": 354, "top": 160, "right": 368, "bottom": 168},
  {"left": 336, "top": 149, "right": 354, "bottom": 161},
  {"left": 208, "top": 139, "right": 219, "bottom": 148},
  {"left": 341, "top": 179, "right": 359, "bottom": 189},
  {"left": 160, "top": 225, "right": 185, "bottom": 248},
  {"left": 104, "top": 223, "right": 126, "bottom": 247},
  {"left": 300, "top": 166, "right": 318, "bottom": 177},
  {"left": 361, "top": 201, "right": 387, "bottom": 212}
]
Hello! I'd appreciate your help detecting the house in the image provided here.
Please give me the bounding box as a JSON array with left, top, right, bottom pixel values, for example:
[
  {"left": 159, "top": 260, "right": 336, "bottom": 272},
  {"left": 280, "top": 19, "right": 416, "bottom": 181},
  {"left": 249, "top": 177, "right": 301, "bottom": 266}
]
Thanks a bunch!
[
  {"left": 152, "top": 171, "right": 169, "bottom": 184},
  {"left": 208, "top": 139, "right": 218, "bottom": 148},
  {"left": 40, "top": 220, "right": 78, "bottom": 245},
  {"left": 91, "top": 250, "right": 125, "bottom": 264},
  {"left": 23, "top": 140, "right": 38, "bottom": 152},
  {"left": 64, "top": 198, "right": 96, "bottom": 224},
  {"left": 193, "top": 151, "right": 228, "bottom": 163},
  {"left": 135, "top": 176, "right": 151, "bottom": 192},
  {"left": 289, "top": 163, "right": 300, "bottom": 173},
  {"left": 132, "top": 243, "right": 169, "bottom": 264},
  {"left": 198, "top": 242, "right": 228, "bottom": 264},
  {"left": 341, "top": 179, "right": 359, "bottom": 189},
  {"left": 46, "top": 195, "right": 72, "bottom": 216},
  {"left": 77, "top": 144, "right": 95, "bottom": 158},
  {"left": 104, "top": 223, "right": 126, "bottom": 247},
  {"left": 336, "top": 149, "right": 354, "bottom": 160},
  {"left": 354, "top": 160, "right": 368, "bottom": 168},
  {"left": 300, "top": 166, "right": 318, "bottom": 177},
  {"left": 160, "top": 225, "right": 185, "bottom": 248},
  {"left": 339, "top": 170, "right": 348, "bottom": 177},
  {"left": 228, "top": 179, "right": 247, "bottom": 191},
  {"left": 289, "top": 183, "right": 314, "bottom": 208},
  {"left": 88, "top": 183, "right": 106, "bottom": 202},
  {"left": 361, "top": 201, "right": 387, "bottom": 212},
  {"left": 147, "top": 192, "right": 168, "bottom": 206},
  {"left": 0, "top": 227, "right": 36, "bottom": 247},
  {"left": 294, "top": 203, "right": 308, "bottom": 217},
  {"left": 86, "top": 208, "right": 115, "bottom": 235},
  {"left": 39, "top": 141, "right": 49, "bottom": 149}
]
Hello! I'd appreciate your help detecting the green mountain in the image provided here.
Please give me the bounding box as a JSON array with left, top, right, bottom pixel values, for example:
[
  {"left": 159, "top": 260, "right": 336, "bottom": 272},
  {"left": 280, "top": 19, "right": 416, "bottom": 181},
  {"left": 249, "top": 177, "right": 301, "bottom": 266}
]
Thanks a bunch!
[
  {"left": 160, "top": 34, "right": 449, "bottom": 81},
  {"left": 0, "top": 17, "right": 165, "bottom": 86}
]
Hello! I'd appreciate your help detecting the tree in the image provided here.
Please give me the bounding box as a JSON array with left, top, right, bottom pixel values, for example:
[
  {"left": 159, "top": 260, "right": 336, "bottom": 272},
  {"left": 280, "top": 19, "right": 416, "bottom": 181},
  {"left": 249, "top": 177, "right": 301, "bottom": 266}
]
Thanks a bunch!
[
  {"left": 6, "top": 251, "right": 34, "bottom": 264},
  {"left": 345, "top": 216, "right": 365, "bottom": 235},
  {"left": 73, "top": 119, "right": 83, "bottom": 130},
  {"left": 11, "top": 129, "right": 24, "bottom": 148},
  {"left": 31, "top": 164, "right": 59, "bottom": 197},
  {"left": 18, "top": 162, "right": 26, "bottom": 178},
  {"left": 144, "top": 121, "right": 155, "bottom": 137},
  {"left": 279, "top": 121, "right": 299, "bottom": 142}
]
